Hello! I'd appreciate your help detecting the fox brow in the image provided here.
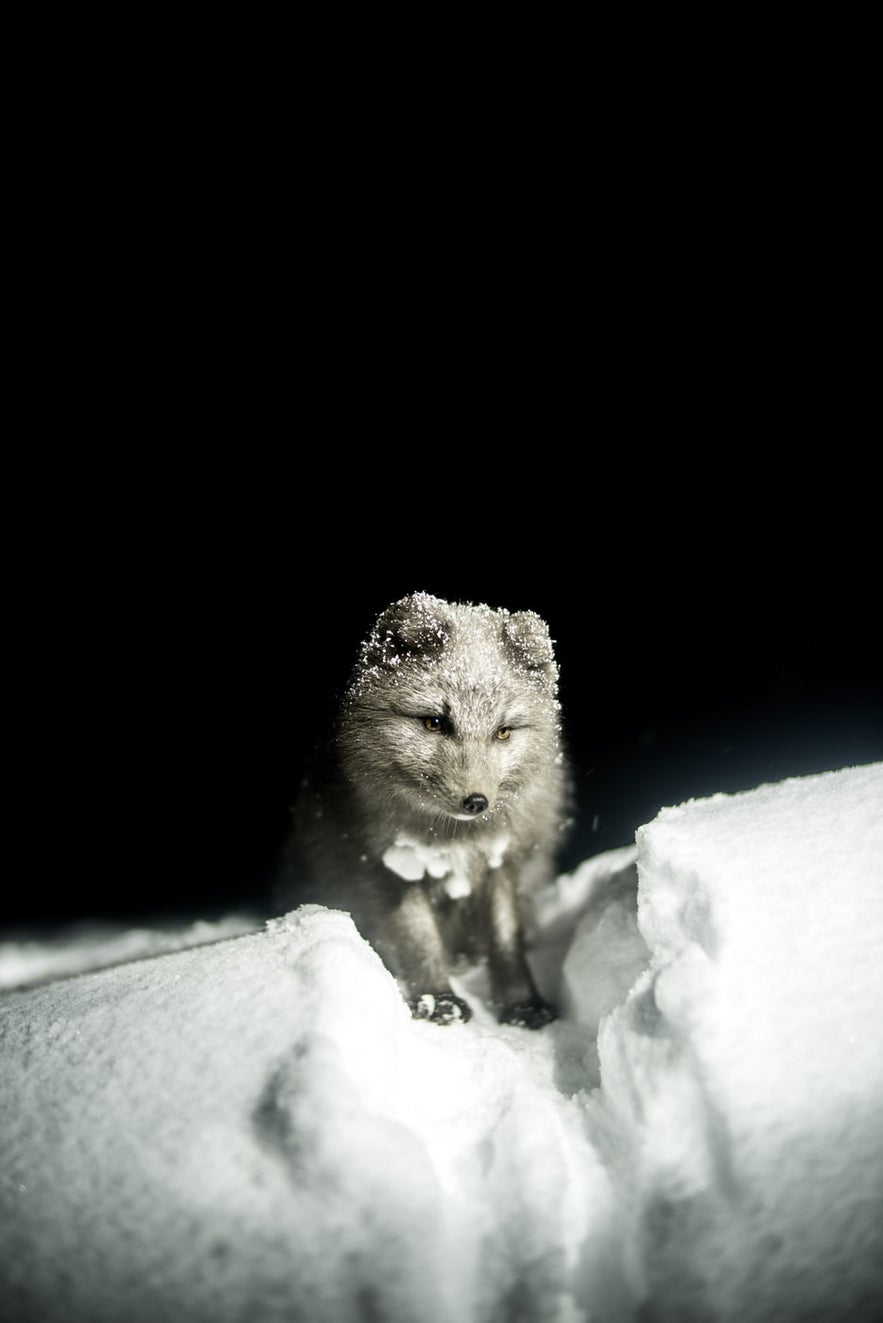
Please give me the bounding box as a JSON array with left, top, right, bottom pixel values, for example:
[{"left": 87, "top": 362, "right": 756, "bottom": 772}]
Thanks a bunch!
[{"left": 388, "top": 690, "right": 536, "bottom": 730}]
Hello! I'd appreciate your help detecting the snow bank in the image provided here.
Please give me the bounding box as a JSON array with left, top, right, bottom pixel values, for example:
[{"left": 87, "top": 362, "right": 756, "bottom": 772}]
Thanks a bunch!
[
  {"left": 1, "top": 763, "right": 881, "bottom": 1322},
  {"left": 0, "top": 903, "right": 615, "bottom": 1323},
  {"left": 595, "top": 761, "right": 883, "bottom": 1321}
]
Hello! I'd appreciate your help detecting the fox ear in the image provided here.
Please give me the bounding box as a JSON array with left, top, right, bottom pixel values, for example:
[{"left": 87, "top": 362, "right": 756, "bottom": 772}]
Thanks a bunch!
[
  {"left": 363, "top": 593, "right": 451, "bottom": 666},
  {"left": 502, "top": 611, "right": 556, "bottom": 674}
]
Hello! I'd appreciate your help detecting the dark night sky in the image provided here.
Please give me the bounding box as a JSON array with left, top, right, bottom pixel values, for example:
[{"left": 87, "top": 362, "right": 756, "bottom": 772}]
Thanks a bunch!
[
  {"left": 12, "top": 74, "right": 878, "bottom": 935},
  {"left": 15, "top": 477, "right": 881, "bottom": 932}
]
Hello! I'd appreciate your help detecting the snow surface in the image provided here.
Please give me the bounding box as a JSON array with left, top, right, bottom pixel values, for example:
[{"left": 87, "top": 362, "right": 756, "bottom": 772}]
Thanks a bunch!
[{"left": 1, "top": 763, "right": 881, "bottom": 1322}]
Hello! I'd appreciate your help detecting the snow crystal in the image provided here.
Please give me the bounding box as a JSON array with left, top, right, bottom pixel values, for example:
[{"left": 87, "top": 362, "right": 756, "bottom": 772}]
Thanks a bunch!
[
  {"left": 382, "top": 833, "right": 511, "bottom": 897},
  {"left": 346, "top": 593, "right": 561, "bottom": 718},
  {"left": 2, "top": 763, "right": 881, "bottom": 1322}
]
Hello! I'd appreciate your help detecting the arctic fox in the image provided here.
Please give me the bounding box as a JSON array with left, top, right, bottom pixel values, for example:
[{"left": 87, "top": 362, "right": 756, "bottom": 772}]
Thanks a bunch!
[{"left": 280, "top": 592, "right": 569, "bottom": 1028}]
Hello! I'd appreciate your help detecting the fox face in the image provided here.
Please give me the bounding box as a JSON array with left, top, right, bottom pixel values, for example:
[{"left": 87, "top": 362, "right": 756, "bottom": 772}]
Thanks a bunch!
[
  {"left": 346, "top": 679, "right": 551, "bottom": 824},
  {"left": 339, "top": 593, "right": 561, "bottom": 831}
]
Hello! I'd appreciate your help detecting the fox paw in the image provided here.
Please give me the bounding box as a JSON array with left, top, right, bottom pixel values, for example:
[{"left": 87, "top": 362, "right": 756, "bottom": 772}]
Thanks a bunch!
[
  {"left": 499, "top": 998, "right": 557, "bottom": 1030},
  {"left": 411, "top": 991, "right": 472, "bottom": 1025}
]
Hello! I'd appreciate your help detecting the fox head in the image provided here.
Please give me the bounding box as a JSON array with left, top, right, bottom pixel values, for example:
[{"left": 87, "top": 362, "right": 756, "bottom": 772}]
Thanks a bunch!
[{"left": 340, "top": 593, "right": 562, "bottom": 828}]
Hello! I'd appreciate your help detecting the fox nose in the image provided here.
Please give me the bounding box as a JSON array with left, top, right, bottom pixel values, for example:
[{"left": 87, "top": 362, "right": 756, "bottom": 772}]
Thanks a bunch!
[{"left": 462, "top": 793, "right": 488, "bottom": 815}]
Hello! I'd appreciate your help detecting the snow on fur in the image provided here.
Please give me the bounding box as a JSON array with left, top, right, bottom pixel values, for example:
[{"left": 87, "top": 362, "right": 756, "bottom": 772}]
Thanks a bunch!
[{"left": 2, "top": 763, "right": 881, "bottom": 1322}]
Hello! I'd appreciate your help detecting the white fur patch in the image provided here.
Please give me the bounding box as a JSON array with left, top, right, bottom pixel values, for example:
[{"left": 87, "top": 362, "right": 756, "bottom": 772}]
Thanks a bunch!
[{"left": 382, "top": 834, "right": 510, "bottom": 898}]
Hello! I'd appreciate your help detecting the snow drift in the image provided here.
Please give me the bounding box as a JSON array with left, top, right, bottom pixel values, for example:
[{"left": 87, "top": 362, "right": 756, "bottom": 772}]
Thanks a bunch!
[{"left": 1, "top": 763, "right": 881, "bottom": 1322}]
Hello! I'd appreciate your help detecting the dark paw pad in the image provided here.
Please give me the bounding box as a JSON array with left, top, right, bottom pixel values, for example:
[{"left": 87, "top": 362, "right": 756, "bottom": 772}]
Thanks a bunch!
[
  {"left": 411, "top": 991, "right": 473, "bottom": 1025},
  {"left": 499, "top": 998, "right": 557, "bottom": 1030}
]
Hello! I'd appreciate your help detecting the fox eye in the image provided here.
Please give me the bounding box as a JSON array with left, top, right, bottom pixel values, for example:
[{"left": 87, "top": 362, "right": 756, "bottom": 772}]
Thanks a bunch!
[
  {"left": 495, "top": 726, "right": 512, "bottom": 741},
  {"left": 423, "top": 716, "right": 445, "bottom": 733}
]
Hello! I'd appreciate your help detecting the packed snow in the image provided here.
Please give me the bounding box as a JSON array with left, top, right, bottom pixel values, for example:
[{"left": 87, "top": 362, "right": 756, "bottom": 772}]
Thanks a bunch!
[{"left": 2, "top": 763, "right": 881, "bottom": 1322}]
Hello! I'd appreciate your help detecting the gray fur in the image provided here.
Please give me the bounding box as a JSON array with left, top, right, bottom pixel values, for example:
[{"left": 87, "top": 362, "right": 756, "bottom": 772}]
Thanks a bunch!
[{"left": 279, "top": 592, "right": 570, "bottom": 1028}]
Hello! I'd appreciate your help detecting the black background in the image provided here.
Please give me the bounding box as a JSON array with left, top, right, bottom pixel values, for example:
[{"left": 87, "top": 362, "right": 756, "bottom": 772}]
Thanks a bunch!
[
  {"left": 9, "top": 43, "right": 881, "bottom": 935},
  {"left": 14, "top": 461, "right": 881, "bottom": 932}
]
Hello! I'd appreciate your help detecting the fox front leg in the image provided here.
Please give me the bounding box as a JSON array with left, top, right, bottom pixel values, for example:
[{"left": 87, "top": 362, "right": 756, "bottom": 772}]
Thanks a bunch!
[
  {"left": 483, "top": 870, "right": 557, "bottom": 1029},
  {"left": 367, "top": 879, "right": 472, "bottom": 1026}
]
